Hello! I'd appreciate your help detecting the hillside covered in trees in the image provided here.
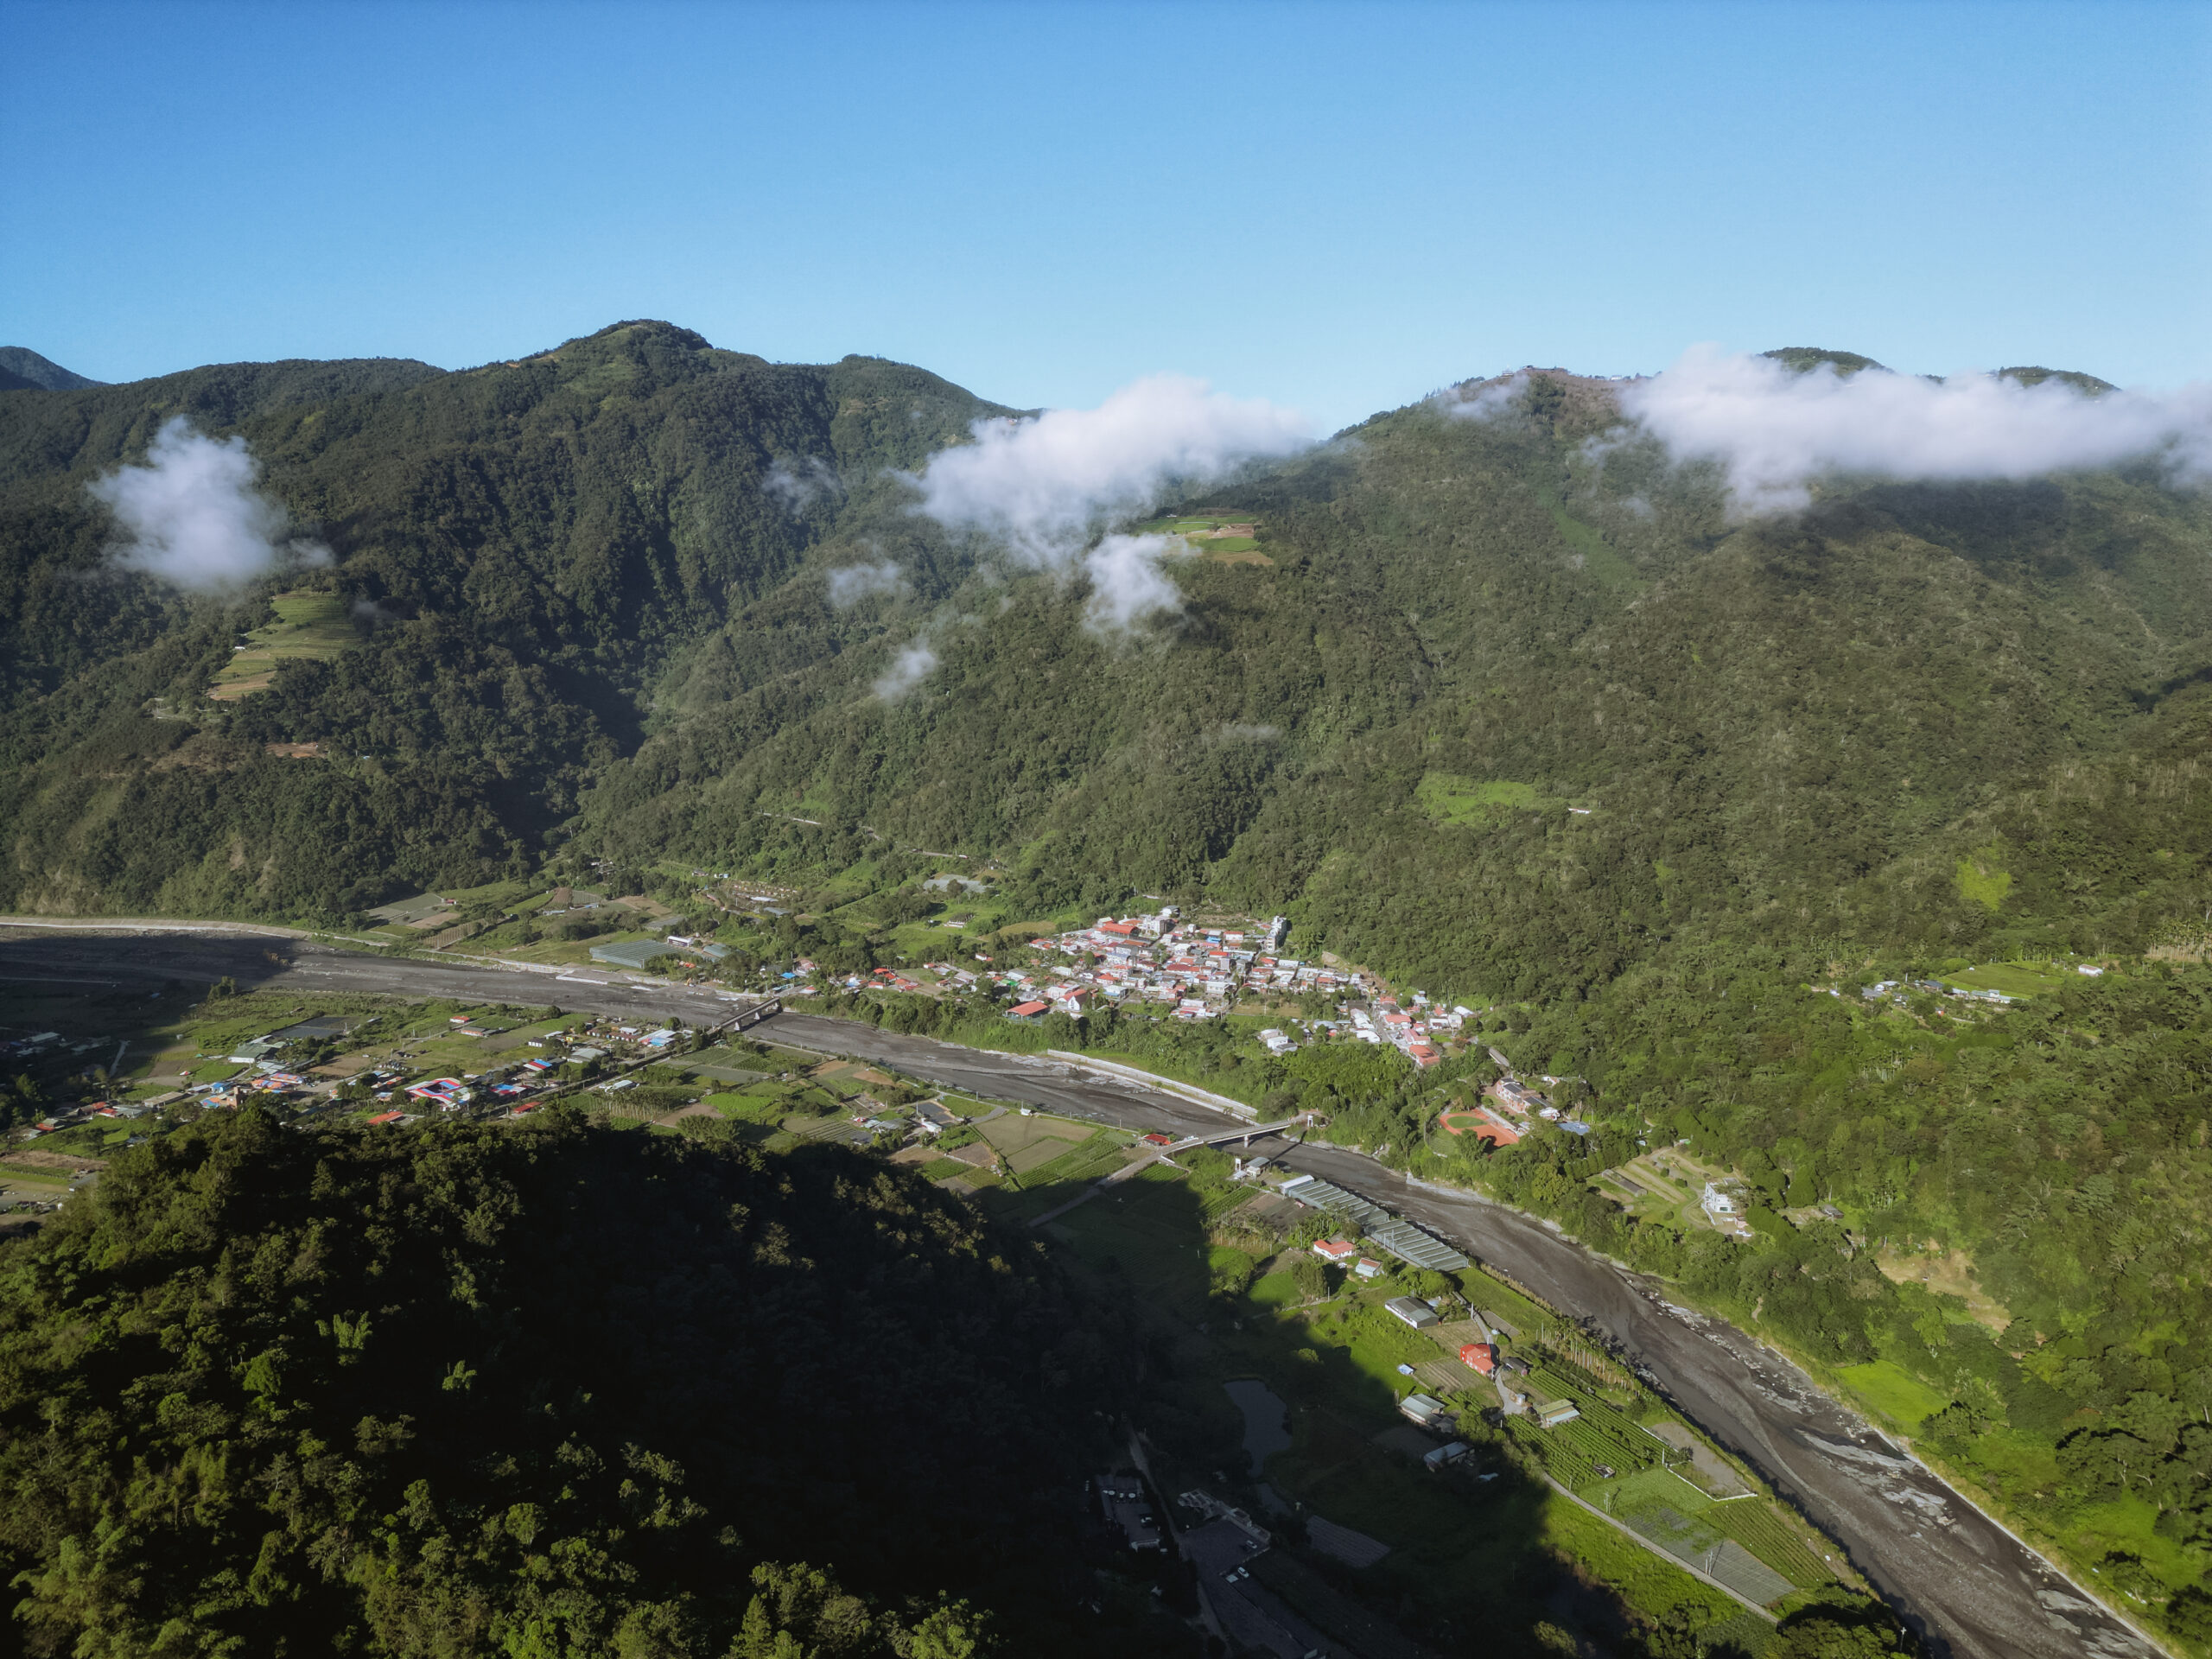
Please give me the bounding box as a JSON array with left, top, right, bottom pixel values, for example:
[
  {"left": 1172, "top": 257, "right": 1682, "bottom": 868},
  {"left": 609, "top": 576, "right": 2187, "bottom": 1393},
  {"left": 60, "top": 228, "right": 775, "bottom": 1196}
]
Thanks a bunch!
[{"left": 0, "top": 1106, "right": 1132, "bottom": 1656}]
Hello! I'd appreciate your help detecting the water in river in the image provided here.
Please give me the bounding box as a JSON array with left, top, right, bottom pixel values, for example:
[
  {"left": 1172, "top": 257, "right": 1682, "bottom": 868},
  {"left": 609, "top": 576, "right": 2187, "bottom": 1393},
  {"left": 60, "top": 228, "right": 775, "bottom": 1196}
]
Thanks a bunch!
[{"left": 1223, "top": 1377, "right": 1293, "bottom": 1476}]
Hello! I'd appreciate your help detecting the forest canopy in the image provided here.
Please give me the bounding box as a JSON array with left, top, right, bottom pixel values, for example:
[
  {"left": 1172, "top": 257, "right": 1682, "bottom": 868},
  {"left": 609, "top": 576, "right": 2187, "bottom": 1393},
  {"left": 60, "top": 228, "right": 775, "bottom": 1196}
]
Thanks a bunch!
[{"left": 0, "top": 1106, "right": 1125, "bottom": 1657}]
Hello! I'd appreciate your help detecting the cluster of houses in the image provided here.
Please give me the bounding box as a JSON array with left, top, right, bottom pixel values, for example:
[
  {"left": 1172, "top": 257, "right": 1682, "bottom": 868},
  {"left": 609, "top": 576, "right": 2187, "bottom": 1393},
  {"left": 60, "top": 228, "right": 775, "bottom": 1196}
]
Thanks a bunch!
[
  {"left": 1339, "top": 992, "right": 1474, "bottom": 1069},
  {"left": 1858, "top": 978, "right": 2017, "bottom": 1008},
  {"left": 991, "top": 909, "right": 1350, "bottom": 1023}
]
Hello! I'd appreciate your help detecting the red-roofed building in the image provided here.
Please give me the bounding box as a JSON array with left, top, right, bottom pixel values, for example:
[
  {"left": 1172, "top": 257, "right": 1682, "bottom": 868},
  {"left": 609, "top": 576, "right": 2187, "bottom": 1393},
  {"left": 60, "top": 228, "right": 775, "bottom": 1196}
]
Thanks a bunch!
[
  {"left": 1142, "top": 1132, "right": 1175, "bottom": 1147},
  {"left": 365, "top": 1109, "right": 405, "bottom": 1127},
  {"left": 1312, "top": 1237, "right": 1357, "bottom": 1262},
  {"left": 1005, "top": 1000, "right": 1050, "bottom": 1023},
  {"left": 1459, "top": 1342, "right": 1498, "bottom": 1375}
]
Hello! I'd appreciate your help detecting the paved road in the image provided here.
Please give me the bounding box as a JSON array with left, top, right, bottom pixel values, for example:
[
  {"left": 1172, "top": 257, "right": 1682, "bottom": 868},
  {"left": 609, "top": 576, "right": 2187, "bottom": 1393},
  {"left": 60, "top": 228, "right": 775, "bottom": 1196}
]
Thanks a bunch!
[{"left": 0, "top": 925, "right": 2158, "bottom": 1659}]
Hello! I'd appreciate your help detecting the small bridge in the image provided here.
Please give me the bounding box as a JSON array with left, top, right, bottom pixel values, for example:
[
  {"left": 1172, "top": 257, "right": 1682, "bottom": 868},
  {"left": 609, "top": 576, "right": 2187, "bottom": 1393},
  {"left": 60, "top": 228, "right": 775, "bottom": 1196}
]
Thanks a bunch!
[
  {"left": 724, "top": 996, "right": 781, "bottom": 1035},
  {"left": 1100, "top": 1114, "right": 1317, "bottom": 1185}
]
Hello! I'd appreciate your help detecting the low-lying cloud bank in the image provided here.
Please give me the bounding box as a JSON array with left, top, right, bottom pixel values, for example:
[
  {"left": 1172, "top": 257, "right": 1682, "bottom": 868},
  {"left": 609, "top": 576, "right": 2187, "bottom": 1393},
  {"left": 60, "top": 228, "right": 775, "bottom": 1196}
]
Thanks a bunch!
[
  {"left": 908, "top": 374, "right": 1312, "bottom": 564},
  {"left": 826, "top": 557, "right": 907, "bottom": 608},
  {"left": 873, "top": 639, "right": 939, "bottom": 702},
  {"left": 869, "top": 375, "right": 1313, "bottom": 689},
  {"left": 1624, "top": 346, "right": 2212, "bottom": 514},
  {"left": 89, "top": 417, "right": 327, "bottom": 590}
]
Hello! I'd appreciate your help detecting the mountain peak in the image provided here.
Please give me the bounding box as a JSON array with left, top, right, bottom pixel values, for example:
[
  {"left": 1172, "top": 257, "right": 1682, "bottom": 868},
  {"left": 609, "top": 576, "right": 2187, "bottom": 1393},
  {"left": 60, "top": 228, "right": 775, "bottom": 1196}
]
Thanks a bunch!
[
  {"left": 0, "top": 346, "right": 104, "bottom": 391},
  {"left": 1759, "top": 346, "right": 1885, "bottom": 378}
]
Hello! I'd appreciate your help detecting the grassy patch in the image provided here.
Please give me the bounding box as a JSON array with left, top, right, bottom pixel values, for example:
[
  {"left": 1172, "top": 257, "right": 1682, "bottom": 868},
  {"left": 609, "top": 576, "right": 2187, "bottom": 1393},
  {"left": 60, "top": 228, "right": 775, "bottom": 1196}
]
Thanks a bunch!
[
  {"left": 1548, "top": 502, "right": 1642, "bottom": 592},
  {"left": 1953, "top": 846, "right": 2012, "bottom": 913},
  {"left": 1414, "top": 772, "right": 1542, "bottom": 826},
  {"left": 1541, "top": 1497, "right": 1745, "bottom": 1629},
  {"left": 1834, "top": 1360, "right": 1950, "bottom": 1433},
  {"left": 1947, "top": 960, "right": 2077, "bottom": 999}
]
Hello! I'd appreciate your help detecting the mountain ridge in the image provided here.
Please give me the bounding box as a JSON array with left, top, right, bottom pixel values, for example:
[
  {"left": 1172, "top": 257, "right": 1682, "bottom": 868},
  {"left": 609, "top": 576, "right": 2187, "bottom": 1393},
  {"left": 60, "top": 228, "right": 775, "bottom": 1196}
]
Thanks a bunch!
[{"left": 0, "top": 346, "right": 104, "bottom": 392}]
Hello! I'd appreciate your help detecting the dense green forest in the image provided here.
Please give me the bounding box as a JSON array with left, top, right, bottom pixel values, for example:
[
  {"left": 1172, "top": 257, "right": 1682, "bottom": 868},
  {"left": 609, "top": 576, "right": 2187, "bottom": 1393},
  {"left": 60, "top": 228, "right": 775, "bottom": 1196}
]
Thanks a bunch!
[
  {"left": 0, "top": 1105, "right": 1138, "bottom": 1657},
  {"left": 0, "top": 323, "right": 1008, "bottom": 919}
]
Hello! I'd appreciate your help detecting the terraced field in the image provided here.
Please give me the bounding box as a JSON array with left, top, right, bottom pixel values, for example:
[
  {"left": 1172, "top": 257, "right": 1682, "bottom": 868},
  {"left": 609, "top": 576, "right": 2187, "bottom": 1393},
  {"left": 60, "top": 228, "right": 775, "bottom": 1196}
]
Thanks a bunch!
[{"left": 210, "top": 590, "right": 356, "bottom": 699}]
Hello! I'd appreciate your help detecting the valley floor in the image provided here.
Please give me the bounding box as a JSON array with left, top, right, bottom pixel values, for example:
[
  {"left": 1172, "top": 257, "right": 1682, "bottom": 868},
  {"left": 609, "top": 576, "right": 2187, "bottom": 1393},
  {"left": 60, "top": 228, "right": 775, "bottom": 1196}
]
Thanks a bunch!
[{"left": 0, "top": 924, "right": 2170, "bottom": 1659}]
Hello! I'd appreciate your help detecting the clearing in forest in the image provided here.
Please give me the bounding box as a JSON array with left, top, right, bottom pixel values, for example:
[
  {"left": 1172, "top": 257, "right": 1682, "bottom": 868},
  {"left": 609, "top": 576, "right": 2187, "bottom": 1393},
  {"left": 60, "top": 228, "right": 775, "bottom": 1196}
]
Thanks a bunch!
[{"left": 209, "top": 591, "right": 356, "bottom": 700}]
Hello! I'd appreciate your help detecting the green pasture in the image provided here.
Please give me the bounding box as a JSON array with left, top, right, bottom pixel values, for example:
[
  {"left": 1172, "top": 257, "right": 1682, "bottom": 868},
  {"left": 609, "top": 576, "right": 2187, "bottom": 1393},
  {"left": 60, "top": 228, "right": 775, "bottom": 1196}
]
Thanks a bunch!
[
  {"left": 1414, "top": 773, "right": 1548, "bottom": 827},
  {"left": 1945, "top": 960, "right": 2082, "bottom": 999},
  {"left": 1834, "top": 1360, "right": 1951, "bottom": 1433}
]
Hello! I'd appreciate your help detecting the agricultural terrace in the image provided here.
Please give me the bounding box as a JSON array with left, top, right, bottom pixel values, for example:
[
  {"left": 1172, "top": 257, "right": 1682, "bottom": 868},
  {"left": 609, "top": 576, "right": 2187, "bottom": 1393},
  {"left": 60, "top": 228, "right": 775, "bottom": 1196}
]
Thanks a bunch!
[{"left": 210, "top": 589, "right": 356, "bottom": 701}]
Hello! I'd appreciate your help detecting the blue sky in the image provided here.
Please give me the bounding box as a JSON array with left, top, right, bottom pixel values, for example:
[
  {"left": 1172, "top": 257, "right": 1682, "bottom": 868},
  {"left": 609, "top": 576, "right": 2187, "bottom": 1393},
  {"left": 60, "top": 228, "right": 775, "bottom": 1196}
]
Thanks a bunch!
[{"left": 3, "top": 1, "right": 2206, "bottom": 429}]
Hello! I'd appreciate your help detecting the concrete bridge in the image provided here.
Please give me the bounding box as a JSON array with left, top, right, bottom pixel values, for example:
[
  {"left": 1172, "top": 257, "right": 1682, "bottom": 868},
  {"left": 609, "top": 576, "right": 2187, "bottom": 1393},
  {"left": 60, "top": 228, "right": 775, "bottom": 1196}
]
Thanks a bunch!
[
  {"left": 725, "top": 996, "right": 781, "bottom": 1034},
  {"left": 1100, "top": 1113, "right": 1316, "bottom": 1185}
]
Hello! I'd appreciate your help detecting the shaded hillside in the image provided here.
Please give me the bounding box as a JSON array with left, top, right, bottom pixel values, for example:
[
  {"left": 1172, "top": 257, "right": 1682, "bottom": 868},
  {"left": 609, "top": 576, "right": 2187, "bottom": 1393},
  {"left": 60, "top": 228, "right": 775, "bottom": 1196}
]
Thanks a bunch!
[{"left": 0, "top": 1107, "right": 1128, "bottom": 1657}]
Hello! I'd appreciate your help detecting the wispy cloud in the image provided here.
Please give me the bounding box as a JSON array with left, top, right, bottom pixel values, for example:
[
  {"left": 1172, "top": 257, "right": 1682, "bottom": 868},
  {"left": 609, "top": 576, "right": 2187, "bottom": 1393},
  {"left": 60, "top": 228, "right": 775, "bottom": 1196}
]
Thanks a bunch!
[
  {"left": 874, "top": 639, "right": 939, "bottom": 701},
  {"left": 1436, "top": 371, "right": 1528, "bottom": 422},
  {"left": 826, "top": 557, "right": 908, "bottom": 608},
  {"left": 1081, "top": 533, "right": 1185, "bottom": 638},
  {"left": 88, "top": 416, "right": 327, "bottom": 590},
  {"left": 765, "top": 455, "right": 843, "bottom": 514},
  {"left": 904, "top": 374, "right": 1312, "bottom": 628},
  {"left": 1623, "top": 346, "right": 2212, "bottom": 514}
]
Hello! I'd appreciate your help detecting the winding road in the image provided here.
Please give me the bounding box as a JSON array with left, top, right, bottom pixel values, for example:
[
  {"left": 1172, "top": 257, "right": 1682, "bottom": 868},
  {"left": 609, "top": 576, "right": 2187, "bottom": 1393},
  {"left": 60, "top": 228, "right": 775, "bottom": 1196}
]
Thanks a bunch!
[{"left": 0, "top": 923, "right": 2162, "bottom": 1659}]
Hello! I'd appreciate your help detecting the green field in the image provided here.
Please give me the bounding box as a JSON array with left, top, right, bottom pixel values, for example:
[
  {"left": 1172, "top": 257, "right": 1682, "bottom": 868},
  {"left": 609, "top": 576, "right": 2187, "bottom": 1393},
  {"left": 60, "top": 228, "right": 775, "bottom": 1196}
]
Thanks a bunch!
[
  {"left": 976, "top": 1109, "right": 1093, "bottom": 1168},
  {"left": 1834, "top": 1360, "right": 1952, "bottom": 1433},
  {"left": 1541, "top": 1500, "right": 1747, "bottom": 1632},
  {"left": 1944, "top": 960, "right": 2085, "bottom": 999},
  {"left": 1414, "top": 773, "right": 1547, "bottom": 826},
  {"left": 210, "top": 590, "right": 357, "bottom": 699},
  {"left": 1706, "top": 1499, "right": 1837, "bottom": 1588}
]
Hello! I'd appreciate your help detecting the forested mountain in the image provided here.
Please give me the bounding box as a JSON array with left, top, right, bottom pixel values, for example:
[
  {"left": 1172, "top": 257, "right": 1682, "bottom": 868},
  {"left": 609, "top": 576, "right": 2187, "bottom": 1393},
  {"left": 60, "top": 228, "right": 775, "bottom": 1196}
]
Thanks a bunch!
[
  {"left": 0, "top": 323, "right": 1009, "bottom": 917},
  {"left": 6, "top": 321, "right": 2212, "bottom": 1644},
  {"left": 0, "top": 1107, "right": 1127, "bottom": 1656},
  {"left": 10, "top": 321, "right": 2202, "bottom": 970}
]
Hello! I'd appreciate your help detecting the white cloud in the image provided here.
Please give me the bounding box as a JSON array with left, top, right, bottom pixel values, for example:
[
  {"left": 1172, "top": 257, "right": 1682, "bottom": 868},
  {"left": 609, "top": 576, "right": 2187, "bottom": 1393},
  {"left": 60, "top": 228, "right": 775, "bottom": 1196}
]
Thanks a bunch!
[
  {"left": 1437, "top": 372, "right": 1527, "bottom": 422},
  {"left": 906, "top": 374, "right": 1313, "bottom": 569},
  {"left": 874, "top": 639, "right": 938, "bottom": 701},
  {"left": 1623, "top": 346, "right": 2212, "bottom": 515},
  {"left": 1210, "top": 721, "right": 1282, "bottom": 744},
  {"left": 88, "top": 416, "right": 327, "bottom": 591},
  {"left": 826, "top": 558, "right": 907, "bottom": 608},
  {"left": 1082, "top": 533, "right": 1185, "bottom": 638},
  {"left": 765, "top": 455, "right": 842, "bottom": 514}
]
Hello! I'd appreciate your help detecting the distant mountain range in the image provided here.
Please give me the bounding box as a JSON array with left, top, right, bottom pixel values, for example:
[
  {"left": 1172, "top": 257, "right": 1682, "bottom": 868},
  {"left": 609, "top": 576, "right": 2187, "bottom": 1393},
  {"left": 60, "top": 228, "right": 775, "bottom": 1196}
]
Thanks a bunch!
[
  {"left": 0, "top": 346, "right": 104, "bottom": 392},
  {"left": 1, "top": 320, "right": 2201, "bottom": 974}
]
